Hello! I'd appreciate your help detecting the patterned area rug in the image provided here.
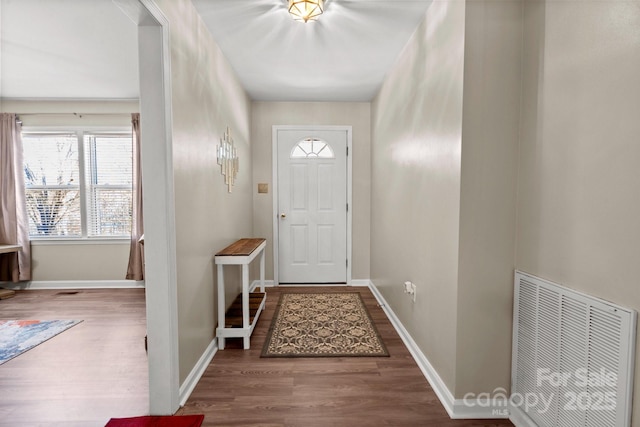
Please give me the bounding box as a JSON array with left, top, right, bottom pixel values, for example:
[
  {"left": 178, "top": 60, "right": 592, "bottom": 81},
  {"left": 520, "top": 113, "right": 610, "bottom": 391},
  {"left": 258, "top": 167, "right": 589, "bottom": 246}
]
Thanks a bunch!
[
  {"left": 0, "top": 320, "right": 82, "bottom": 365},
  {"left": 261, "top": 293, "right": 389, "bottom": 357}
]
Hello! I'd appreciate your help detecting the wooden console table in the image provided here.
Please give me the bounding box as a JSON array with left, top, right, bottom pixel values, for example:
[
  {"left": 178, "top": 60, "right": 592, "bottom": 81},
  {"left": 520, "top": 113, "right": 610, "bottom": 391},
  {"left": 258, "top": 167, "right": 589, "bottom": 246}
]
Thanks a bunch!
[
  {"left": 0, "top": 245, "right": 21, "bottom": 299},
  {"left": 215, "top": 238, "right": 266, "bottom": 350}
]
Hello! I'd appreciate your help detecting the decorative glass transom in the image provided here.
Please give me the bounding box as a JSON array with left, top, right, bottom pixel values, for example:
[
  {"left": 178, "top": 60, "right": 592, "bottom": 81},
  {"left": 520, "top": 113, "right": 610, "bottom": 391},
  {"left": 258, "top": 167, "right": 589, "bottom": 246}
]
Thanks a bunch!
[{"left": 290, "top": 138, "right": 335, "bottom": 158}]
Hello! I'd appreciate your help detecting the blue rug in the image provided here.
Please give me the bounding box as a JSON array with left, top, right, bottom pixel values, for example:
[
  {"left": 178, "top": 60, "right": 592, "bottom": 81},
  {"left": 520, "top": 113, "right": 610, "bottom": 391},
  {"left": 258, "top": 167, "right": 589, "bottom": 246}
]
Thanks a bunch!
[{"left": 0, "top": 319, "right": 82, "bottom": 365}]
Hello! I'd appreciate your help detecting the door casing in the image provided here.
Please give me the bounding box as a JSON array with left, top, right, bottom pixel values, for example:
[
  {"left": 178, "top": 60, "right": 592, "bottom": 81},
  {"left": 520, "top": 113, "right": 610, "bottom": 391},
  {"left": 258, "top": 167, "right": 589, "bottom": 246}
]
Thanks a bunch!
[
  {"left": 272, "top": 125, "right": 352, "bottom": 286},
  {"left": 115, "top": 0, "right": 179, "bottom": 414}
]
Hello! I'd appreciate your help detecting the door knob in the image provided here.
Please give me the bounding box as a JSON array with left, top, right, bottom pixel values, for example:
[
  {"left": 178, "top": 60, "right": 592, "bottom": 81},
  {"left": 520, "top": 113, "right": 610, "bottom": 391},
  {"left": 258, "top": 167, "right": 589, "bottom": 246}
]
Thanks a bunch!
[{"left": 280, "top": 213, "right": 286, "bottom": 218}]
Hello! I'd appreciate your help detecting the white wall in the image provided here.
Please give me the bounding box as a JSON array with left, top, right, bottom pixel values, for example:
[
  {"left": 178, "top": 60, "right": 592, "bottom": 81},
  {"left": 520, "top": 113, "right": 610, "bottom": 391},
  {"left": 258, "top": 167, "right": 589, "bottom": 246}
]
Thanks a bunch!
[
  {"left": 516, "top": 0, "right": 640, "bottom": 421},
  {"left": 154, "top": 0, "right": 253, "bottom": 384},
  {"left": 251, "top": 102, "right": 371, "bottom": 281}
]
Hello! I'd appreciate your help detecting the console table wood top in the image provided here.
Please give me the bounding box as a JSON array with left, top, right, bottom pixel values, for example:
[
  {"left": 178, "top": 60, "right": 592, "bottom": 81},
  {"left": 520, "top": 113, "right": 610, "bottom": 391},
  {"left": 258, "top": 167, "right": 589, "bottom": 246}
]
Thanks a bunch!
[
  {"left": 215, "top": 238, "right": 266, "bottom": 257},
  {"left": 0, "top": 244, "right": 20, "bottom": 254}
]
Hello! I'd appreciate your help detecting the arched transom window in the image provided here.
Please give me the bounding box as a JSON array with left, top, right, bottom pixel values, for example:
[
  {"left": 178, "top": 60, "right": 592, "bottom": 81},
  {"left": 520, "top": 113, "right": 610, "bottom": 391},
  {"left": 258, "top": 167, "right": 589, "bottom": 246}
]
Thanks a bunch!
[{"left": 290, "top": 138, "right": 335, "bottom": 159}]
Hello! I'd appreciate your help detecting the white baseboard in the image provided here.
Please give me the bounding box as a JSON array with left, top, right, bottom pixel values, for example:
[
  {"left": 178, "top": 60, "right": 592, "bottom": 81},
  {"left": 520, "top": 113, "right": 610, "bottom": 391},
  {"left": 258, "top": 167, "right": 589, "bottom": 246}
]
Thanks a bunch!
[
  {"left": 1, "top": 280, "right": 145, "bottom": 290},
  {"left": 178, "top": 279, "right": 274, "bottom": 407},
  {"left": 366, "top": 281, "right": 456, "bottom": 416},
  {"left": 179, "top": 337, "right": 218, "bottom": 406},
  {"left": 451, "top": 398, "right": 511, "bottom": 419},
  {"left": 508, "top": 405, "right": 538, "bottom": 427},
  {"left": 367, "top": 281, "right": 509, "bottom": 420},
  {"left": 350, "top": 279, "right": 371, "bottom": 287}
]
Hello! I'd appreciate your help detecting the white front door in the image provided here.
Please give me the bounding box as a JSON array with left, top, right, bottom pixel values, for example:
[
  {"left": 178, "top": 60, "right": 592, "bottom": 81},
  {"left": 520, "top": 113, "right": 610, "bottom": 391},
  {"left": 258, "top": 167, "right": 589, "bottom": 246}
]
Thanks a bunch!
[{"left": 277, "top": 129, "right": 348, "bottom": 283}]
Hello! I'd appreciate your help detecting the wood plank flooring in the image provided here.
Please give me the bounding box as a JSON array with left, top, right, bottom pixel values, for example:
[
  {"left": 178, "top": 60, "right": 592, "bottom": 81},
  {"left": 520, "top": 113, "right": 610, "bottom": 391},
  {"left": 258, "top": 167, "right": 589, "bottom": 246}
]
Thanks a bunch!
[
  {"left": 177, "top": 286, "right": 514, "bottom": 427},
  {"left": 0, "top": 287, "right": 514, "bottom": 426},
  {"left": 0, "top": 289, "right": 148, "bottom": 427}
]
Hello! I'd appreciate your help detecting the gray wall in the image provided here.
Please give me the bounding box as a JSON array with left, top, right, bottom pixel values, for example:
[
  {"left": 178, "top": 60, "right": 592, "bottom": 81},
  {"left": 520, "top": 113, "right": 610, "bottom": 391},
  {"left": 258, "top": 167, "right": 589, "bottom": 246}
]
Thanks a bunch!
[
  {"left": 371, "top": 0, "right": 466, "bottom": 392},
  {"left": 251, "top": 102, "right": 371, "bottom": 281},
  {"left": 155, "top": 0, "right": 253, "bottom": 384},
  {"left": 516, "top": 0, "right": 640, "bottom": 421},
  {"left": 371, "top": 0, "right": 523, "bottom": 398},
  {"left": 456, "top": 0, "right": 522, "bottom": 396}
]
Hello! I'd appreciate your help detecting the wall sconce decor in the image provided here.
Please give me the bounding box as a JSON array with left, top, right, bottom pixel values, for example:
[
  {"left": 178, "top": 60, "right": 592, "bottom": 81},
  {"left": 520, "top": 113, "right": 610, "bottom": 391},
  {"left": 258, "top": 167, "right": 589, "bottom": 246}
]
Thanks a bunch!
[{"left": 216, "top": 127, "right": 239, "bottom": 193}]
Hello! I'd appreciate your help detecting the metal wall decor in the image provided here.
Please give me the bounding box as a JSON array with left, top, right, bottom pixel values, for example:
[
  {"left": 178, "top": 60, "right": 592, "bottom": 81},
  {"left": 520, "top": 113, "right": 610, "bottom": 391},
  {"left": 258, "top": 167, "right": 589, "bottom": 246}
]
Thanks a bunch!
[{"left": 216, "top": 127, "right": 239, "bottom": 192}]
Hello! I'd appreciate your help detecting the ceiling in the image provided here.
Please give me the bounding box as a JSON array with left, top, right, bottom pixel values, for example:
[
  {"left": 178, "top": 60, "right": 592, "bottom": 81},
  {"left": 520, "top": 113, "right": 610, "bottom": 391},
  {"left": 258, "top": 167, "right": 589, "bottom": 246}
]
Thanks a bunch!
[
  {"left": 0, "top": 0, "right": 139, "bottom": 99},
  {"left": 191, "top": 0, "right": 433, "bottom": 101},
  {"left": 0, "top": 0, "right": 433, "bottom": 102}
]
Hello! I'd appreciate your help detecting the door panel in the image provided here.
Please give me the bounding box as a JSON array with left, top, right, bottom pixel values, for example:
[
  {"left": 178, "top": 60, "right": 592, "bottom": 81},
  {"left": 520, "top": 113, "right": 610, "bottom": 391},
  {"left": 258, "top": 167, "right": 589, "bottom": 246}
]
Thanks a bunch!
[
  {"left": 277, "top": 129, "right": 347, "bottom": 283},
  {"left": 290, "top": 164, "right": 308, "bottom": 210},
  {"left": 291, "top": 225, "right": 308, "bottom": 264},
  {"left": 317, "top": 225, "right": 334, "bottom": 264},
  {"left": 317, "top": 164, "right": 334, "bottom": 210}
]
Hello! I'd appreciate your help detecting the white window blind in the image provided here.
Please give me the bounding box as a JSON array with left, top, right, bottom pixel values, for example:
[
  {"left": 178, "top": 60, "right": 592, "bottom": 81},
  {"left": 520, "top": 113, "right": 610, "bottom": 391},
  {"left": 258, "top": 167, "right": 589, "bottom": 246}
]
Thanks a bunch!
[
  {"left": 84, "top": 134, "right": 133, "bottom": 237},
  {"left": 22, "top": 130, "right": 133, "bottom": 239},
  {"left": 23, "top": 133, "right": 82, "bottom": 237}
]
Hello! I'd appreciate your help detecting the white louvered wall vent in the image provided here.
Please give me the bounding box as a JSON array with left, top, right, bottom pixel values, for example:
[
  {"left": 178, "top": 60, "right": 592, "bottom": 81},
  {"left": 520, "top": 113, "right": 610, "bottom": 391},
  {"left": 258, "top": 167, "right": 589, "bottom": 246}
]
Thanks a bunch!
[{"left": 511, "top": 271, "right": 637, "bottom": 427}]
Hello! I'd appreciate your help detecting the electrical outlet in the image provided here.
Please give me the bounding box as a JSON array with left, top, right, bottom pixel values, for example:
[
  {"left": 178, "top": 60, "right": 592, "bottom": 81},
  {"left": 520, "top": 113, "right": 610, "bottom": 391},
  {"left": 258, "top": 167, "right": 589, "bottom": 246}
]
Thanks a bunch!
[
  {"left": 404, "top": 281, "right": 416, "bottom": 302},
  {"left": 404, "top": 281, "right": 412, "bottom": 294}
]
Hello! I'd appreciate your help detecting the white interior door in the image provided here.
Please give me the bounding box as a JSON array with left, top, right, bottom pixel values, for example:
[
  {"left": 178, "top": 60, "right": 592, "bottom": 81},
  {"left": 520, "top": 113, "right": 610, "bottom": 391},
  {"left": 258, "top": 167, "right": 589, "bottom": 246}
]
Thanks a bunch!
[{"left": 277, "top": 129, "right": 348, "bottom": 283}]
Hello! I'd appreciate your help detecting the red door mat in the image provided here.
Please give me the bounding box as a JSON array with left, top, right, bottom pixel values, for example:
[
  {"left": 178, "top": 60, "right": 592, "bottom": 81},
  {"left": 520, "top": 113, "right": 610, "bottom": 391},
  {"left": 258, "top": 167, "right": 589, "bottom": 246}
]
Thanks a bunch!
[{"left": 105, "top": 415, "right": 204, "bottom": 427}]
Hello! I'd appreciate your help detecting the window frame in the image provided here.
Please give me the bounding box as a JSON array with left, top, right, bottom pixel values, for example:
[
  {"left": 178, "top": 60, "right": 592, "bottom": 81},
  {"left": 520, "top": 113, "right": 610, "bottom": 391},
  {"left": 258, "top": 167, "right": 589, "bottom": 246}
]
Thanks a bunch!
[
  {"left": 22, "top": 125, "right": 133, "bottom": 243},
  {"left": 290, "top": 137, "right": 335, "bottom": 159}
]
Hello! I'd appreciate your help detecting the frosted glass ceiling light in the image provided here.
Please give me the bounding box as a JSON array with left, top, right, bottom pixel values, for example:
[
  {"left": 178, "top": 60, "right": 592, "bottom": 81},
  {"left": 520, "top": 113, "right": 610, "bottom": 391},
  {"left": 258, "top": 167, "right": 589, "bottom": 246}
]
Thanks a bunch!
[{"left": 288, "top": 0, "right": 324, "bottom": 23}]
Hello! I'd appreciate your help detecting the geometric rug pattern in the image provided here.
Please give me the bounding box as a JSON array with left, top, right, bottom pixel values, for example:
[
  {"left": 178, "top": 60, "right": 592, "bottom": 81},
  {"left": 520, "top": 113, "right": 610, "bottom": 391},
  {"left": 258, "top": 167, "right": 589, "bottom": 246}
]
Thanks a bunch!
[{"left": 261, "top": 292, "right": 389, "bottom": 358}]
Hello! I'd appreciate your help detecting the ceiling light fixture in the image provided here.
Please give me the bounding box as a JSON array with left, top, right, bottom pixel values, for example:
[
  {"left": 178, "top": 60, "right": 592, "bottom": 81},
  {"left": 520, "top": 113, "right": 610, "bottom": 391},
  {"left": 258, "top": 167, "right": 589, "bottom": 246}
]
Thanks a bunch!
[{"left": 288, "top": 0, "right": 324, "bottom": 23}]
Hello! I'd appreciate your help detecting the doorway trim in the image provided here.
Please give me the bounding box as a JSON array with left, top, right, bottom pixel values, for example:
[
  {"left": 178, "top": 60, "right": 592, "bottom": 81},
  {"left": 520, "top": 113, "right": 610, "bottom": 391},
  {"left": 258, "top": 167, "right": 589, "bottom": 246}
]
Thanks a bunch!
[
  {"left": 271, "top": 125, "right": 352, "bottom": 286},
  {"left": 114, "top": 0, "right": 179, "bottom": 415}
]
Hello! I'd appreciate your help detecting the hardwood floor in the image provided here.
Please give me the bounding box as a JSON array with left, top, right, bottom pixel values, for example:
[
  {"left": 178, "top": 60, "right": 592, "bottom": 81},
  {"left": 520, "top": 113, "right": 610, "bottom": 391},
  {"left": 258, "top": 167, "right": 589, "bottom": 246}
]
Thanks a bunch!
[
  {"left": 177, "top": 286, "right": 513, "bottom": 427},
  {"left": 0, "top": 286, "right": 513, "bottom": 426},
  {"left": 0, "top": 289, "right": 148, "bottom": 427}
]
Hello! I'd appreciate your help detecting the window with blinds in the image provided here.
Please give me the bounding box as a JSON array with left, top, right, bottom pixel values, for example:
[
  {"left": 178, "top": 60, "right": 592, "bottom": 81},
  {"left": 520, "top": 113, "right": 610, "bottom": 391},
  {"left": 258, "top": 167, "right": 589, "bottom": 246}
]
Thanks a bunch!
[
  {"left": 22, "top": 130, "right": 133, "bottom": 239},
  {"left": 84, "top": 134, "right": 133, "bottom": 237},
  {"left": 23, "top": 133, "right": 82, "bottom": 237}
]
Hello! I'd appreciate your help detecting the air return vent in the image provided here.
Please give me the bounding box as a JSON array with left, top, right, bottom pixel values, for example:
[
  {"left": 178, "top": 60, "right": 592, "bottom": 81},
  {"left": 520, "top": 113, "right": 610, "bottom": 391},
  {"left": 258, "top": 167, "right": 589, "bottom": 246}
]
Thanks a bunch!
[{"left": 511, "top": 271, "right": 636, "bottom": 427}]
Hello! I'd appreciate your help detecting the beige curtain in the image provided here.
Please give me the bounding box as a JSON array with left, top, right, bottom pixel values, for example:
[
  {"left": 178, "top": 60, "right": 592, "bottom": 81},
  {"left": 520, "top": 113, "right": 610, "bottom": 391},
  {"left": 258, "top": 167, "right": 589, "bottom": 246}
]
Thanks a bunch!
[
  {"left": 126, "top": 113, "right": 144, "bottom": 280},
  {"left": 0, "top": 113, "right": 31, "bottom": 282}
]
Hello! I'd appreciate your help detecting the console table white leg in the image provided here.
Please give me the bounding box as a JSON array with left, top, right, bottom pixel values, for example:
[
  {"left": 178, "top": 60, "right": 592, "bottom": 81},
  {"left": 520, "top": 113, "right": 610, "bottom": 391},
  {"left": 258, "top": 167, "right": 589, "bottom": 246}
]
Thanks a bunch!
[
  {"left": 259, "top": 248, "right": 265, "bottom": 293},
  {"left": 242, "top": 263, "right": 250, "bottom": 349},
  {"left": 217, "top": 264, "right": 226, "bottom": 350}
]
